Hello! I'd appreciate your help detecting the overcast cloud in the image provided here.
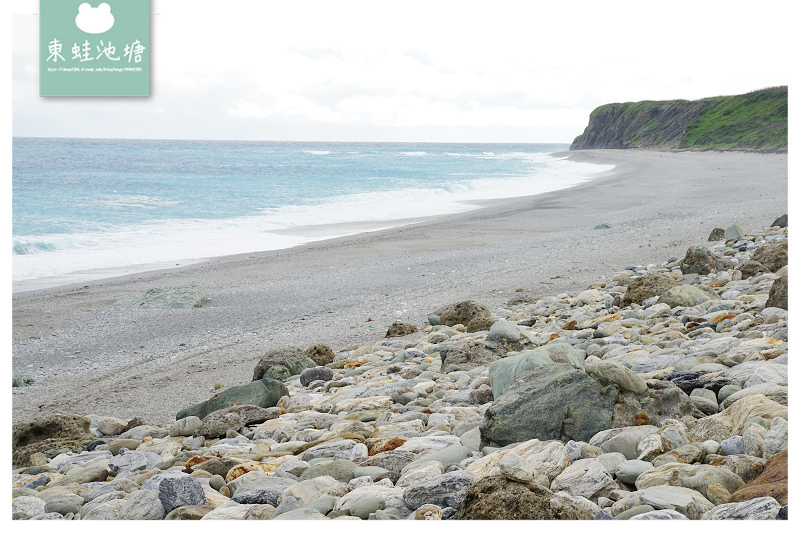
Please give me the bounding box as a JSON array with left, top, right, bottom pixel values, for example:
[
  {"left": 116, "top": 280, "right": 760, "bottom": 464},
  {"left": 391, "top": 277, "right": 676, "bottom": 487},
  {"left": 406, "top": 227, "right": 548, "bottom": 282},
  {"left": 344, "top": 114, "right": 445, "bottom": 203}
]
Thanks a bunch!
[{"left": 10, "top": 0, "right": 794, "bottom": 143}]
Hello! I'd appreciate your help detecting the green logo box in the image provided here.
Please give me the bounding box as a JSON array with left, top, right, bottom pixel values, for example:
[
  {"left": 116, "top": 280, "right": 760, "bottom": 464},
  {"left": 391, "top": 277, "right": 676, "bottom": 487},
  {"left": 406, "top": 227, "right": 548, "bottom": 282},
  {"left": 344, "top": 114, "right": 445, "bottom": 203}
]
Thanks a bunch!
[{"left": 40, "top": 0, "right": 150, "bottom": 96}]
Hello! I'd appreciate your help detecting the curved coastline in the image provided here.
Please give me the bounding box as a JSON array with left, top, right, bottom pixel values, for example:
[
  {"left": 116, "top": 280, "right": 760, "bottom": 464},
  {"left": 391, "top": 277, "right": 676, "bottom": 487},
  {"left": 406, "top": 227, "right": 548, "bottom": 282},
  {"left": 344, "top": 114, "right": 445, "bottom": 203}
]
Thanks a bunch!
[{"left": 10, "top": 149, "right": 788, "bottom": 424}]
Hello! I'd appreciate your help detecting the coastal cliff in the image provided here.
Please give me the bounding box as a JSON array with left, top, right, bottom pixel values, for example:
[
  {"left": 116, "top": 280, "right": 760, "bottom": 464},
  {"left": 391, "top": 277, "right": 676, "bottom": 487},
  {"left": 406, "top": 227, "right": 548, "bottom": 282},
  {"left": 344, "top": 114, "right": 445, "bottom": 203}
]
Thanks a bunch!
[{"left": 570, "top": 86, "right": 787, "bottom": 152}]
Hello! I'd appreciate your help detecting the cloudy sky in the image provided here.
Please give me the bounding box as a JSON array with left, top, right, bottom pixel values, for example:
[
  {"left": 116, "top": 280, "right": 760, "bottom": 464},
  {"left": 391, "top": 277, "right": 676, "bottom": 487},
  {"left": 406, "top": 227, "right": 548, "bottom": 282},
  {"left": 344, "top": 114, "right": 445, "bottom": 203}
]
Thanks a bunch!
[{"left": 10, "top": 0, "right": 794, "bottom": 143}]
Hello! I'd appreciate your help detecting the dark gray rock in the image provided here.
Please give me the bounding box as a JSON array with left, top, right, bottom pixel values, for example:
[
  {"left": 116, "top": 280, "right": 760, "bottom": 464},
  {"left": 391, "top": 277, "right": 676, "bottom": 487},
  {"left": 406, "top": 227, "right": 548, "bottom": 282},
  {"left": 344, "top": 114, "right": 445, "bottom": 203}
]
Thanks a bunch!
[
  {"left": 771, "top": 214, "right": 788, "bottom": 228},
  {"left": 176, "top": 378, "right": 288, "bottom": 420},
  {"left": 664, "top": 370, "right": 730, "bottom": 395},
  {"left": 300, "top": 366, "right": 334, "bottom": 387},
  {"left": 232, "top": 487, "right": 283, "bottom": 506},
  {"left": 141, "top": 472, "right": 207, "bottom": 513},
  {"left": 679, "top": 247, "right": 718, "bottom": 275},
  {"left": 482, "top": 363, "right": 618, "bottom": 446},
  {"left": 402, "top": 470, "right": 476, "bottom": 511},
  {"left": 765, "top": 275, "right": 787, "bottom": 310}
]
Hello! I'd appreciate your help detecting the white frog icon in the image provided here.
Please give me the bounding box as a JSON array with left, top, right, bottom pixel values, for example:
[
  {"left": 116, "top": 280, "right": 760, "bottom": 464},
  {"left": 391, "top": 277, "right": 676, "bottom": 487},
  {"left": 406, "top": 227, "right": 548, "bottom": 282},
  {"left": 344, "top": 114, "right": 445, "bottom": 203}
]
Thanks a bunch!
[{"left": 75, "top": 2, "right": 115, "bottom": 34}]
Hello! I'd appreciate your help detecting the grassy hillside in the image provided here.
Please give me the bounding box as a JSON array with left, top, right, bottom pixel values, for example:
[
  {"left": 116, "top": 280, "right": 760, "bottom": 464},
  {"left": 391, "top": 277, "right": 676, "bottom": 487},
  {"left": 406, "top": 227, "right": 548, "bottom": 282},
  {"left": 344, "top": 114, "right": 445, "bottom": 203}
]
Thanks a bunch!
[
  {"left": 680, "top": 86, "right": 787, "bottom": 151},
  {"left": 571, "top": 86, "right": 787, "bottom": 152}
]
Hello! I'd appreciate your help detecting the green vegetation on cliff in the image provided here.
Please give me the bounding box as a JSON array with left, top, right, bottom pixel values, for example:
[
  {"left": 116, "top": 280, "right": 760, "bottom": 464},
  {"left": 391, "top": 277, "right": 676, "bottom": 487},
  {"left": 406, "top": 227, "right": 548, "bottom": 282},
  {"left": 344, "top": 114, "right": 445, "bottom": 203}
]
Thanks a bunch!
[{"left": 571, "top": 86, "right": 787, "bottom": 152}]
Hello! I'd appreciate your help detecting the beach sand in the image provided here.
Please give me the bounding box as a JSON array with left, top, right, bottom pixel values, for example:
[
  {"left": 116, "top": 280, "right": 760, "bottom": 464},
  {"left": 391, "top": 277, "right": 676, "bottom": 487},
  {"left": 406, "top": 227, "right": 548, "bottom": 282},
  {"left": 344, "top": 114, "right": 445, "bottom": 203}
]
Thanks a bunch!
[{"left": 10, "top": 149, "right": 788, "bottom": 425}]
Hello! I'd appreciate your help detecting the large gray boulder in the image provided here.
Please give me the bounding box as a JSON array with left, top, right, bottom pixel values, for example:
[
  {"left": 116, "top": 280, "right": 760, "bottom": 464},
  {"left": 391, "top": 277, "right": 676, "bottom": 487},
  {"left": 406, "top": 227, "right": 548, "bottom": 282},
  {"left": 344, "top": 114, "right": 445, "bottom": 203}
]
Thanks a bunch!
[
  {"left": 482, "top": 364, "right": 618, "bottom": 446},
  {"left": 176, "top": 378, "right": 288, "bottom": 420}
]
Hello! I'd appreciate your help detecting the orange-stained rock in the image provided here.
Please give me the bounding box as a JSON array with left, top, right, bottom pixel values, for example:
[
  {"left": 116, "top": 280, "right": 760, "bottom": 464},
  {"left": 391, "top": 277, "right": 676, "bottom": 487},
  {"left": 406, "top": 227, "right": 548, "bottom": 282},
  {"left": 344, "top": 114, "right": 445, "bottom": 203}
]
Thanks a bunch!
[
  {"left": 185, "top": 455, "right": 217, "bottom": 470},
  {"left": 369, "top": 437, "right": 407, "bottom": 456},
  {"left": 710, "top": 314, "right": 736, "bottom": 323},
  {"left": 730, "top": 449, "right": 787, "bottom": 505},
  {"left": 224, "top": 455, "right": 296, "bottom": 483}
]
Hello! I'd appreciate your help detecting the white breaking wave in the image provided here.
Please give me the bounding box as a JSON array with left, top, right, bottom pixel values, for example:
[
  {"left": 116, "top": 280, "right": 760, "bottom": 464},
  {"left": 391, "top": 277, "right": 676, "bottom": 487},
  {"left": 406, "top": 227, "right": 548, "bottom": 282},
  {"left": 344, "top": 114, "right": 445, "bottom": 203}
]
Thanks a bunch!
[{"left": 12, "top": 156, "right": 613, "bottom": 284}]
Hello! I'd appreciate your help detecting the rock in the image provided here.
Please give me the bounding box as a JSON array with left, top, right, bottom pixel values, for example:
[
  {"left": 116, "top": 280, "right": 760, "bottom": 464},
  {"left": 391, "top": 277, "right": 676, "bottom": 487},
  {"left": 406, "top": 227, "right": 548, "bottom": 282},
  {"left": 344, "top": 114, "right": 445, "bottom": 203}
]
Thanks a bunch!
[
  {"left": 707, "top": 228, "right": 725, "bottom": 241},
  {"left": 116, "top": 282, "right": 202, "bottom": 308},
  {"left": 482, "top": 364, "right": 617, "bottom": 446},
  {"left": 164, "top": 505, "right": 215, "bottom": 520},
  {"left": 386, "top": 322, "right": 418, "bottom": 338},
  {"left": 598, "top": 425, "right": 659, "bottom": 460},
  {"left": 550, "top": 458, "right": 617, "bottom": 500},
  {"left": 298, "top": 459, "right": 358, "bottom": 483},
  {"left": 679, "top": 247, "right": 718, "bottom": 275},
  {"left": 612, "top": 485, "right": 714, "bottom": 519},
  {"left": 751, "top": 240, "right": 788, "bottom": 272},
  {"left": 432, "top": 300, "right": 493, "bottom": 332},
  {"left": 615, "top": 460, "right": 655, "bottom": 485},
  {"left": 629, "top": 509, "right": 689, "bottom": 520},
  {"left": 271, "top": 507, "right": 326, "bottom": 520},
  {"left": 279, "top": 475, "right": 348, "bottom": 507},
  {"left": 729, "top": 449, "right": 787, "bottom": 505},
  {"left": 763, "top": 417, "right": 788, "bottom": 458},
  {"left": 299, "top": 366, "right": 334, "bottom": 387},
  {"left": 439, "top": 338, "right": 499, "bottom": 373},
  {"left": 467, "top": 439, "right": 568, "bottom": 483},
  {"left": 118, "top": 489, "right": 167, "bottom": 520},
  {"left": 201, "top": 405, "right": 283, "bottom": 438},
  {"left": 486, "top": 349, "right": 554, "bottom": 399},
  {"left": 96, "top": 416, "right": 128, "bottom": 436},
  {"left": 701, "top": 496, "right": 781, "bottom": 520},
  {"left": 736, "top": 260, "right": 770, "bottom": 278},
  {"left": 43, "top": 494, "right": 84, "bottom": 516},
  {"left": 621, "top": 273, "right": 679, "bottom": 306},
  {"left": 304, "top": 344, "right": 335, "bottom": 366},
  {"left": 252, "top": 346, "right": 315, "bottom": 381},
  {"left": 170, "top": 416, "right": 202, "bottom": 437},
  {"left": 705, "top": 394, "right": 787, "bottom": 436},
  {"left": 12, "top": 496, "right": 47, "bottom": 520},
  {"left": 348, "top": 495, "right": 385, "bottom": 519},
  {"left": 612, "top": 381, "right": 701, "bottom": 428},
  {"left": 12, "top": 413, "right": 94, "bottom": 466},
  {"left": 176, "top": 378, "right": 288, "bottom": 420},
  {"left": 771, "top": 214, "right": 788, "bottom": 228},
  {"left": 413, "top": 503, "right": 443, "bottom": 520},
  {"left": 402, "top": 470, "right": 475, "bottom": 511},
  {"left": 108, "top": 450, "right": 163, "bottom": 475},
  {"left": 585, "top": 359, "right": 648, "bottom": 394},
  {"left": 765, "top": 275, "right": 787, "bottom": 309},
  {"left": 142, "top": 472, "right": 208, "bottom": 514},
  {"left": 659, "top": 285, "right": 719, "bottom": 308},
  {"left": 453, "top": 475, "right": 593, "bottom": 519},
  {"left": 724, "top": 223, "right": 744, "bottom": 241},
  {"left": 708, "top": 454, "right": 766, "bottom": 484}
]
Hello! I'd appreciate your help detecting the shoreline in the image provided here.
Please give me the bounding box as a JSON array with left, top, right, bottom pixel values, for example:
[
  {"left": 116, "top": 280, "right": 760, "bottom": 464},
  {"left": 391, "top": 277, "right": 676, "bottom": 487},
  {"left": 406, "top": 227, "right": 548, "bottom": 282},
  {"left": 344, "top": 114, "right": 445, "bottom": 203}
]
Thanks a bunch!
[
  {"left": 11, "top": 149, "right": 788, "bottom": 425},
  {"left": 11, "top": 149, "right": 603, "bottom": 294}
]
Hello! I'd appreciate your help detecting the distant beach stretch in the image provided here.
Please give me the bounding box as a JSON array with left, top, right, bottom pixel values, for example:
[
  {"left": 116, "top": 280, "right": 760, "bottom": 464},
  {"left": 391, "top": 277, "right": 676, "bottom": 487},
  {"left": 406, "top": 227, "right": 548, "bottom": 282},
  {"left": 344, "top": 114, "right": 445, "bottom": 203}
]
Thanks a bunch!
[
  {"left": 12, "top": 149, "right": 788, "bottom": 520},
  {"left": 12, "top": 139, "right": 610, "bottom": 291}
]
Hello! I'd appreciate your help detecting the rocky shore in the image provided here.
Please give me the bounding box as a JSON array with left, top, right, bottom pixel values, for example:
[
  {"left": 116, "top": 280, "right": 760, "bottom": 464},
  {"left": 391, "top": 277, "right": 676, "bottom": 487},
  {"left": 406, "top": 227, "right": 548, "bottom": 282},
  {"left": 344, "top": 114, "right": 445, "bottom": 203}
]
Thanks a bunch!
[{"left": 11, "top": 218, "right": 789, "bottom": 520}]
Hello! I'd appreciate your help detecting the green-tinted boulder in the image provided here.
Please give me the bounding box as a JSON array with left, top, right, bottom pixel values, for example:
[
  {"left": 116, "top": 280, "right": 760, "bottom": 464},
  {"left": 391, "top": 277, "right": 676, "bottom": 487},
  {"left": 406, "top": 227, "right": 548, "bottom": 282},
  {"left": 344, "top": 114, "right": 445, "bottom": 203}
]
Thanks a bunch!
[
  {"left": 176, "top": 378, "right": 288, "bottom": 420},
  {"left": 585, "top": 360, "right": 648, "bottom": 395},
  {"left": 482, "top": 364, "right": 618, "bottom": 446}
]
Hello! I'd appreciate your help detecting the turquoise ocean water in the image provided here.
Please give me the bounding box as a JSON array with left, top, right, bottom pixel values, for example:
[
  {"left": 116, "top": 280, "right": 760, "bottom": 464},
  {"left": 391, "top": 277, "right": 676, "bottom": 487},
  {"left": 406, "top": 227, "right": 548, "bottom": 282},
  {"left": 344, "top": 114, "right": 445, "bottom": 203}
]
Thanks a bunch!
[{"left": 12, "top": 138, "right": 610, "bottom": 286}]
